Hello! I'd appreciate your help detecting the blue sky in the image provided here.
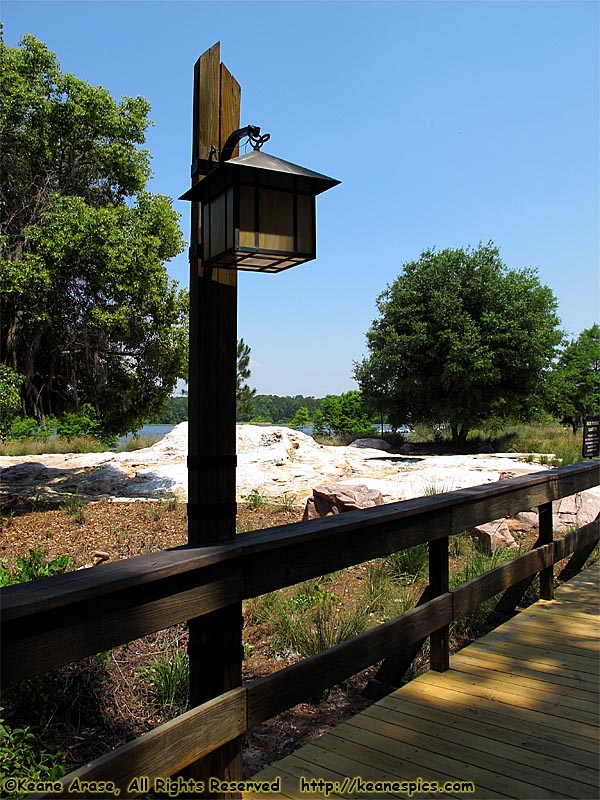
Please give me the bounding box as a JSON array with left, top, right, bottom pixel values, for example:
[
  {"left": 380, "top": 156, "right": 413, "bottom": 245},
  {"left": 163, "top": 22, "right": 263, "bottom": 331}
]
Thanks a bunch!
[{"left": 3, "top": 0, "right": 599, "bottom": 396}]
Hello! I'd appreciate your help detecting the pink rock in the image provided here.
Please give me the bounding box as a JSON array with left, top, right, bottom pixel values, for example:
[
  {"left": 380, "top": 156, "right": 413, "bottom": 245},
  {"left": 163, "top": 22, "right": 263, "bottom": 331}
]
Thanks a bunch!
[
  {"left": 303, "top": 483, "right": 383, "bottom": 520},
  {"left": 469, "top": 519, "right": 518, "bottom": 555}
]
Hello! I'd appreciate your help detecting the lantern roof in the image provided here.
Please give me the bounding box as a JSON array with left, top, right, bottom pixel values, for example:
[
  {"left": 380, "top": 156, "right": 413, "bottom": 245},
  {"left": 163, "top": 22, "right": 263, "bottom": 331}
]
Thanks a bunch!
[{"left": 179, "top": 150, "right": 340, "bottom": 201}]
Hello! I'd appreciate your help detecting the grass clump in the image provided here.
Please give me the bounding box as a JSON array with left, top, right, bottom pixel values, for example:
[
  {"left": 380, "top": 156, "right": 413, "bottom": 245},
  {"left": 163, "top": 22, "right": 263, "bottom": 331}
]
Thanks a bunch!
[
  {"left": 245, "top": 591, "right": 280, "bottom": 624},
  {"left": 385, "top": 544, "right": 429, "bottom": 585},
  {"left": 269, "top": 582, "right": 369, "bottom": 658},
  {"left": 139, "top": 649, "right": 189, "bottom": 716},
  {"left": 62, "top": 493, "right": 85, "bottom": 524},
  {"left": 0, "top": 551, "right": 81, "bottom": 794},
  {"left": 116, "top": 435, "right": 162, "bottom": 452},
  {"left": 276, "top": 493, "right": 297, "bottom": 513},
  {"left": 242, "top": 489, "right": 267, "bottom": 509},
  {"left": 450, "top": 543, "right": 519, "bottom": 639},
  {"left": 145, "top": 498, "right": 179, "bottom": 521},
  {"left": 358, "top": 561, "right": 420, "bottom": 622}
]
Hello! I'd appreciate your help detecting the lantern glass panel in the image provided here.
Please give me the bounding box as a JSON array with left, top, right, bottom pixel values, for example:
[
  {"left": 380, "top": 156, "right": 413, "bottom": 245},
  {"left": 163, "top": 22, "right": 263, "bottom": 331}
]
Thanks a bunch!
[
  {"left": 296, "top": 194, "right": 313, "bottom": 254},
  {"left": 226, "top": 187, "right": 234, "bottom": 250},
  {"left": 239, "top": 185, "right": 255, "bottom": 249},
  {"left": 258, "top": 189, "right": 294, "bottom": 252},
  {"left": 209, "top": 192, "right": 227, "bottom": 260}
]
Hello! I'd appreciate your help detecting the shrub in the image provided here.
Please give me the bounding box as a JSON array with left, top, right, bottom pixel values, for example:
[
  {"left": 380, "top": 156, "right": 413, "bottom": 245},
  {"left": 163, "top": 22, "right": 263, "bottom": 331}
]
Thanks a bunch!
[
  {"left": 0, "top": 711, "right": 65, "bottom": 796},
  {"left": 0, "top": 550, "right": 72, "bottom": 587},
  {"left": 0, "top": 551, "right": 73, "bottom": 794}
]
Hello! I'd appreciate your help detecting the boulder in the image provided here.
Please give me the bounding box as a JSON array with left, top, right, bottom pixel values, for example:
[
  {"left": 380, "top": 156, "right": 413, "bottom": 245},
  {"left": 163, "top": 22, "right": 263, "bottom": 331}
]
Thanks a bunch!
[
  {"left": 514, "top": 490, "right": 600, "bottom": 533},
  {"left": 469, "top": 519, "right": 518, "bottom": 555},
  {"left": 303, "top": 483, "right": 384, "bottom": 521},
  {"left": 348, "top": 438, "right": 392, "bottom": 451},
  {"left": 1, "top": 462, "right": 50, "bottom": 484}
]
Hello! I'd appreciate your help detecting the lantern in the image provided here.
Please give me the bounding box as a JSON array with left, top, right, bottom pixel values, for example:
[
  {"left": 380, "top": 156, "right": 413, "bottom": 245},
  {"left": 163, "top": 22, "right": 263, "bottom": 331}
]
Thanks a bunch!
[{"left": 180, "top": 149, "right": 340, "bottom": 273}]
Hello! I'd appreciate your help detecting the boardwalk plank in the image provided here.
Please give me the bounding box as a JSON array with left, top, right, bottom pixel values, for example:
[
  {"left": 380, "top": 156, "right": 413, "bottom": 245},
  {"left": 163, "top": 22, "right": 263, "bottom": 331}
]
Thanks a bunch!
[
  {"left": 450, "top": 645, "right": 600, "bottom": 692},
  {"left": 461, "top": 642, "right": 599, "bottom": 686},
  {"left": 245, "top": 565, "right": 600, "bottom": 800},
  {"left": 381, "top": 680, "right": 599, "bottom": 756},
  {"left": 410, "top": 671, "right": 599, "bottom": 734},
  {"left": 487, "top": 624, "right": 599, "bottom": 655},
  {"left": 321, "top": 726, "right": 569, "bottom": 799},
  {"left": 309, "top": 734, "right": 476, "bottom": 799},
  {"left": 497, "top": 616, "right": 598, "bottom": 644},
  {"left": 450, "top": 655, "right": 599, "bottom": 705},
  {"left": 417, "top": 667, "right": 598, "bottom": 722},
  {"left": 363, "top": 692, "right": 598, "bottom": 776},
  {"left": 344, "top": 704, "right": 596, "bottom": 797},
  {"left": 463, "top": 637, "right": 599, "bottom": 676}
]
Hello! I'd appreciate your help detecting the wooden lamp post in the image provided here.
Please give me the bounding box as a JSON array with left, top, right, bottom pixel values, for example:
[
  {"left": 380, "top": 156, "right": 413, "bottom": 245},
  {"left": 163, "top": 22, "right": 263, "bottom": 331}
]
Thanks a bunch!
[{"left": 180, "top": 43, "right": 338, "bottom": 789}]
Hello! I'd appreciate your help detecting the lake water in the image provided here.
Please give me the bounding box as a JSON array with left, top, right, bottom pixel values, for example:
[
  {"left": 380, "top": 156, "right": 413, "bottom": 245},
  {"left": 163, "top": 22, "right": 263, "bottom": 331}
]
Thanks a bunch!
[
  {"left": 124, "top": 422, "right": 402, "bottom": 443},
  {"left": 122, "top": 423, "right": 176, "bottom": 442}
]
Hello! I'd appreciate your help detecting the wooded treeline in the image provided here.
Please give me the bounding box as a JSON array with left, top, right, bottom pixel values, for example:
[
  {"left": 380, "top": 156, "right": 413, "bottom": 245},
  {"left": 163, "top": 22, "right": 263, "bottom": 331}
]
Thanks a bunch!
[
  {"left": 152, "top": 394, "right": 323, "bottom": 426},
  {"left": 151, "top": 391, "right": 376, "bottom": 436}
]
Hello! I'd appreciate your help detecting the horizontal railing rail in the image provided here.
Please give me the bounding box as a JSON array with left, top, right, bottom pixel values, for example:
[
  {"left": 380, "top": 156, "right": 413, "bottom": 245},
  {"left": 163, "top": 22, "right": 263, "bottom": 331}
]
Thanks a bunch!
[
  {"left": 3, "top": 460, "right": 597, "bottom": 685},
  {"left": 1, "top": 459, "right": 597, "bottom": 799}
]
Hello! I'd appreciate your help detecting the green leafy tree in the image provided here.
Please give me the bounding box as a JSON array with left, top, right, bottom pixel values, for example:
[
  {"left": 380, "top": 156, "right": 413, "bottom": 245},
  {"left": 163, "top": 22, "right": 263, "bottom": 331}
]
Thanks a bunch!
[
  {"left": 548, "top": 325, "right": 600, "bottom": 433},
  {"left": 289, "top": 406, "right": 310, "bottom": 430},
  {"left": 318, "top": 391, "right": 373, "bottom": 437},
  {"left": 0, "top": 364, "right": 23, "bottom": 439},
  {"left": 354, "top": 243, "right": 562, "bottom": 446},
  {"left": 236, "top": 338, "right": 256, "bottom": 421},
  {"left": 0, "top": 34, "right": 187, "bottom": 436},
  {"left": 311, "top": 408, "right": 326, "bottom": 437}
]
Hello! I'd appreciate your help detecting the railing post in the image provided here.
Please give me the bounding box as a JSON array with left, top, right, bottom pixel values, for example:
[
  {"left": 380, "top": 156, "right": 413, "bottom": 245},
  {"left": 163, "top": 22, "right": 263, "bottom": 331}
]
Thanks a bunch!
[
  {"left": 429, "top": 536, "right": 450, "bottom": 671},
  {"left": 538, "top": 501, "right": 554, "bottom": 600}
]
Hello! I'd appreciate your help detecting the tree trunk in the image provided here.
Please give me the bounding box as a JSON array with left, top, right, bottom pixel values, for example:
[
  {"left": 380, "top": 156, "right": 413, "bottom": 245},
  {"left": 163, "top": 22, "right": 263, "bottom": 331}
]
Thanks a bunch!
[{"left": 451, "top": 425, "right": 469, "bottom": 447}]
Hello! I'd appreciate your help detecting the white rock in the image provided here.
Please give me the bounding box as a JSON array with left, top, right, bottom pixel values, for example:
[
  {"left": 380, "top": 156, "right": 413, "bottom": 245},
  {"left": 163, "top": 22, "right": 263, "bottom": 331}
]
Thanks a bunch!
[{"left": 0, "top": 423, "right": 559, "bottom": 509}]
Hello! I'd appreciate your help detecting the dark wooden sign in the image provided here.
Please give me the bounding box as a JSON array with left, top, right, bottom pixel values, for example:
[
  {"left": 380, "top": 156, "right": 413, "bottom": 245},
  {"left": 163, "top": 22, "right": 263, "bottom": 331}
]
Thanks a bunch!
[{"left": 582, "top": 416, "right": 600, "bottom": 459}]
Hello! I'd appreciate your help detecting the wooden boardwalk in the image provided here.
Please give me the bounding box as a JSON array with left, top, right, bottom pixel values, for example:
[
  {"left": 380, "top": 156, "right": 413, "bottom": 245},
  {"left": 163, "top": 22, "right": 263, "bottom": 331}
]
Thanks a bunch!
[{"left": 247, "top": 564, "right": 600, "bottom": 800}]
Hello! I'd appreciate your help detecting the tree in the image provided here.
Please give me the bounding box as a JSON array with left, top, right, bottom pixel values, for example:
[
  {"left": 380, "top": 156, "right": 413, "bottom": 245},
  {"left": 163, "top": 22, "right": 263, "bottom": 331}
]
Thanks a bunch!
[
  {"left": 548, "top": 325, "right": 600, "bottom": 433},
  {"left": 0, "top": 365, "right": 23, "bottom": 439},
  {"left": 318, "top": 391, "right": 373, "bottom": 437},
  {"left": 289, "top": 406, "right": 310, "bottom": 430},
  {"left": 354, "top": 243, "right": 562, "bottom": 446},
  {"left": 0, "top": 34, "right": 188, "bottom": 436},
  {"left": 236, "top": 338, "right": 256, "bottom": 420}
]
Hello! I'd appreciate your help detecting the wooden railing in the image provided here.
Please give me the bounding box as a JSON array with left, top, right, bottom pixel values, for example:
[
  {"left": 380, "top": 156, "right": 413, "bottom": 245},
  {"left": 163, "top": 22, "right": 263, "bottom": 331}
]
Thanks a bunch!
[{"left": 2, "top": 460, "right": 598, "bottom": 798}]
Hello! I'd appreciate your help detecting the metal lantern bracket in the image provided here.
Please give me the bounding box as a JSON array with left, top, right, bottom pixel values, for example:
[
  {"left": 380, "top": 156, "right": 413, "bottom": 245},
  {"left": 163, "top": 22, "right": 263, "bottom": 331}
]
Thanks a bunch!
[{"left": 190, "top": 124, "right": 269, "bottom": 178}]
